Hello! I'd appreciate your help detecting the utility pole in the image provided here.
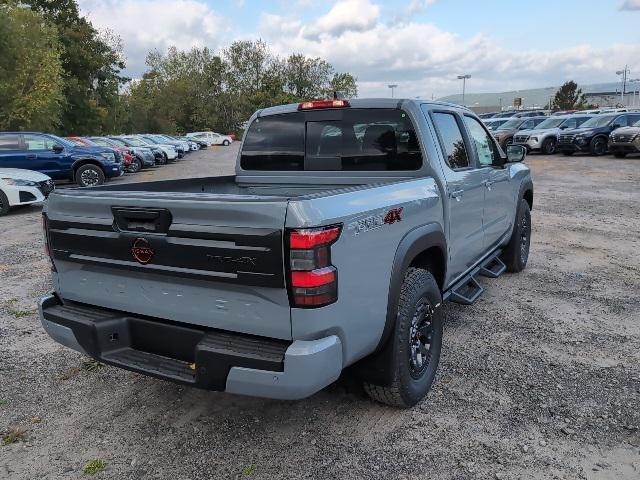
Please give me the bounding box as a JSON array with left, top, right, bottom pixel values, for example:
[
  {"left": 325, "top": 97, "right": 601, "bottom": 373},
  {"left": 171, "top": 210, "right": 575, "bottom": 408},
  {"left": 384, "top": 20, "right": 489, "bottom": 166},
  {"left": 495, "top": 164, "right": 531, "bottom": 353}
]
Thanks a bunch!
[
  {"left": 616, "top": 66, "right": 630, "bottom": 105},
  {"left": 388, "top": 84, "right": 398, "bottom": 98},
  {"left": 457, "top": 74, "right": 471, "bottom": 106}
]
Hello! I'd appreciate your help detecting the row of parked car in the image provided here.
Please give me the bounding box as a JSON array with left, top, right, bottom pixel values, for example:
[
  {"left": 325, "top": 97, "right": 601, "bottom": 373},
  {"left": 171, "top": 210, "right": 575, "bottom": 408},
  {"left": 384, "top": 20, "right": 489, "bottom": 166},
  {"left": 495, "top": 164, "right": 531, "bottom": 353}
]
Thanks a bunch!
[
  {"left": 480, "top": 109, "right": 640, "bottom": 157},
  {"left": 0, "top": 130, "right": 234, "bottom": 216}
]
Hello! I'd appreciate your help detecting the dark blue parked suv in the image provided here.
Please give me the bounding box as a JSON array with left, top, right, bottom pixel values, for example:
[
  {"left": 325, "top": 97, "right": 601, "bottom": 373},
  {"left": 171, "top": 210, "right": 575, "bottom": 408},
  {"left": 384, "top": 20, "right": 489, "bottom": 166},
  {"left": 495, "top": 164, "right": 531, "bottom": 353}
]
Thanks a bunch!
[
  {"left": 557, "top": 112, "right": 640, "bottom": 156},
  {"left": 0, "top": 132, "right": 124, "bottom": 186}
]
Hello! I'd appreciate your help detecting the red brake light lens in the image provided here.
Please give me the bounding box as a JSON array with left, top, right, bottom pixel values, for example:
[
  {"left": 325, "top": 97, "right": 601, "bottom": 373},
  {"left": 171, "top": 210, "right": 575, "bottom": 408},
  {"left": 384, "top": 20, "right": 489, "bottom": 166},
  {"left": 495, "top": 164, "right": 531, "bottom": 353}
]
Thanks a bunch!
[
  {"left": 298, "top": 99, "right": 350, "bottom": 110},
  {"left": 290, "top": 226, "right": 341, "bottom": 249},
  {"left": 291, "top": 268, "right": 336, "bottom": 288}
]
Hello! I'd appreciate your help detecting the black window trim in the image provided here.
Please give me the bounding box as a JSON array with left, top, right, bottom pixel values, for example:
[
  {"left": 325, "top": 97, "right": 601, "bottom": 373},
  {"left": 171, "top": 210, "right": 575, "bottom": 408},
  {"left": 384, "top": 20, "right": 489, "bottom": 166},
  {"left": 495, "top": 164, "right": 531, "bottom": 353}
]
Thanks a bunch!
[{"left": 428, "top": 108, "right": 477, "bottom": 171}]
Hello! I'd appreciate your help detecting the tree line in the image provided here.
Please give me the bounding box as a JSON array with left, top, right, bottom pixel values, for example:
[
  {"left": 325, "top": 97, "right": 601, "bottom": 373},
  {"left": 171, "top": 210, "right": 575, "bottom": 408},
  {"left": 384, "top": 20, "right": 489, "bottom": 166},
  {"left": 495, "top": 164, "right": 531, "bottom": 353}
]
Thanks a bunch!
[{"left": 0, "top": 0, "right": 357, "bottom": 136}]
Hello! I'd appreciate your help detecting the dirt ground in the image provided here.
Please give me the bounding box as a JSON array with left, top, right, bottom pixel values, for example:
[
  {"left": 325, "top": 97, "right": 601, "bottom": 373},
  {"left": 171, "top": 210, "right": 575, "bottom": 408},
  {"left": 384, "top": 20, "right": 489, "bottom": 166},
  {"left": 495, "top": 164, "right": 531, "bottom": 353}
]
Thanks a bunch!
[{"left": 1, "top": 146, "right": 638, "bottom": 480}]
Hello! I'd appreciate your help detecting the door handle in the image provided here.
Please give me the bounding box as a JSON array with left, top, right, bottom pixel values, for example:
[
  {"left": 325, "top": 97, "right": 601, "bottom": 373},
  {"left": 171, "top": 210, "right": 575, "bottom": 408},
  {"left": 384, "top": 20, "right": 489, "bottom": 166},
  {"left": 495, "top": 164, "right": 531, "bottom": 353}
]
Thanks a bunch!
[
  {"left": 26, "top": 154, "right": 37, "bottom": 160},
  {"left": 450, "top": 189, "right": 464, "bottom": 200}
]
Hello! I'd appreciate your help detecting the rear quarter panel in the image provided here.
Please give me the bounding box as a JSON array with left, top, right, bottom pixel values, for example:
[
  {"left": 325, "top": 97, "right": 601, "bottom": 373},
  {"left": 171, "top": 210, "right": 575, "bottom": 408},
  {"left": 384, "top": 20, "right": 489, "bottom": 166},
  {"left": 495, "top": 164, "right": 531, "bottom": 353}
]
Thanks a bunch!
[{"left": 286, "top": 178, "right": 443, "bottom": 366}]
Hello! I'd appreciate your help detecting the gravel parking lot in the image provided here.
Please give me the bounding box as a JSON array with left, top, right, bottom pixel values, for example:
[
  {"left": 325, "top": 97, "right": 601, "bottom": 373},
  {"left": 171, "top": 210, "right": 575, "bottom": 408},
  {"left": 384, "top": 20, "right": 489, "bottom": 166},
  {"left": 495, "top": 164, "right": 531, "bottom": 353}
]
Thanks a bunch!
[{"left": 1, "top": 146, "right": 638, "bottom": 480}]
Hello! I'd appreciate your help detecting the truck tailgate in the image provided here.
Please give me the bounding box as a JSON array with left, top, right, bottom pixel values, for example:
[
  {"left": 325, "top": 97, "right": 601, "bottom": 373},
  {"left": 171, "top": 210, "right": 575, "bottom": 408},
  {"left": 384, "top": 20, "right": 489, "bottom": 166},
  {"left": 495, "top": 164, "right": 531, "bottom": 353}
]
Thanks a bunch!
[{"left": 45, "top": 190, "right": 291, "bottom": 340}]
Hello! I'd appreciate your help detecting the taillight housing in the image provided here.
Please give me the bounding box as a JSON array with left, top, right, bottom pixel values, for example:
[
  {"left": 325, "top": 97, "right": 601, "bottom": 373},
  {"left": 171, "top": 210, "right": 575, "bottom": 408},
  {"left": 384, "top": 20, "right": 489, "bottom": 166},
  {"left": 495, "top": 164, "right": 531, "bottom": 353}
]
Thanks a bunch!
[
  {"left": 42, "top": 213, "right": 56, "bottom": 271},
  {"left": 287, "top": 225, "right": 341, "bottom": 308}
]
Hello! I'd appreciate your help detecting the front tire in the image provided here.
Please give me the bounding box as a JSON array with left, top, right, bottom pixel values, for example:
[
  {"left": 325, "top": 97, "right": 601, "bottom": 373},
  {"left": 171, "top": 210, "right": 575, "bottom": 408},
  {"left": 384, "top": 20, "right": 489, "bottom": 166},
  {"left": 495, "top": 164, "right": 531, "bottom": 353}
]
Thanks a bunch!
[
  {"left": 223, "top": 140, "right": 230, "bottom": 146},
  {"left": 542, "top": 137, "right": 556, "bottom": 155},
  {"left": 590, "top": 136, "right": 607, "bottom": 156},
  {"left": 501, "top": 199, "right": 531, "bottom": 272},
  {"left": 75, "top": 164, "right": 105, "bottom": 187},
  {"left": 128, "top": 157, "right": 142, "bottom": 173},
  {"left": 0, "top": 190, "right": 10, "bottom": 216},
  {"left": 364, "top": 268, "right": 443, "bottom": 408}
]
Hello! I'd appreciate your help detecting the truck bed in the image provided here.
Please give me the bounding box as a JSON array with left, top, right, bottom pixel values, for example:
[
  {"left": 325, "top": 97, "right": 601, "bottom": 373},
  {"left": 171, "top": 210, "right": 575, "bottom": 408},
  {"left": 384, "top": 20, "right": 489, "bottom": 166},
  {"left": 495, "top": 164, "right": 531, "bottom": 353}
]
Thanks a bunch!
[{"left": 75, "top": 175, "right": 388, "bottom": 201}]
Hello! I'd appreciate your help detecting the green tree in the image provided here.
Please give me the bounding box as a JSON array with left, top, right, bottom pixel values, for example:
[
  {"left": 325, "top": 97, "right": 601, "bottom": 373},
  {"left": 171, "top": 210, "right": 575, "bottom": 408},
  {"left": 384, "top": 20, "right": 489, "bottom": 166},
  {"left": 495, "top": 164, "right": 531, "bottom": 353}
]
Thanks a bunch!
[
  {"left": 552, "top": 81, "right": 586, "bottom": 111},
  {"left": 0, "top": 3, "right": 64, "bottom": 131},
  {"left": 24, "top": 0, "right": 128, "bottom": 134},
  {"left": 328, "top": 72, "right": 358, "bottom": 98}
]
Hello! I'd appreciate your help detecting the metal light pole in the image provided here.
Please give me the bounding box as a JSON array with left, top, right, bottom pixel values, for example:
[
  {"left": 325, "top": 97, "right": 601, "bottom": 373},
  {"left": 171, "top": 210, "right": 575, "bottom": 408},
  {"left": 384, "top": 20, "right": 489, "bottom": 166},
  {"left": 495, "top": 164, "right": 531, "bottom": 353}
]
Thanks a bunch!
[
  {"left": 457, "top": 74, "right": 471, "bottom": 106},
  {"left": 388, "top": 84, "right": 398, "bottom": 98},
  {"left": 616, "top": 66, "right": 630, "bottom": 105},
  {"left": 629, "top": 79, "right": 640, "bottom": 107}
]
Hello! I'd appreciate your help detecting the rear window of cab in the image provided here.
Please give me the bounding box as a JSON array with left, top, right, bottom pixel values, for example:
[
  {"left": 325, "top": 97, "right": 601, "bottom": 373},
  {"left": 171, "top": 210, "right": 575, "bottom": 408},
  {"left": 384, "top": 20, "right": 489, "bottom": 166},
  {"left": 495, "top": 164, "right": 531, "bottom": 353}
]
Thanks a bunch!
[{"left": 240, "top": 109, "right": 423, "bottom": 171}]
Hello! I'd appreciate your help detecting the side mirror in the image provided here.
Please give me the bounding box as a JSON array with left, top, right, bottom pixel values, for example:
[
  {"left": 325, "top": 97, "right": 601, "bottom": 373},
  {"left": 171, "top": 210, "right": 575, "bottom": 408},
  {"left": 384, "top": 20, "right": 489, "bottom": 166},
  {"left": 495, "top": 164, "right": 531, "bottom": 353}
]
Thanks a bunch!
[
  {"left": 611, "top": 124, "right": 622, "bottom": 130},
  {"left": 52, "top": 144, "right": 64, "bottom": 154},
  {"left": 506, "top": 144, "right": 526, "bottom": 163},
  {"left": 559, "top": 125, "right": 567, "bottom": 130}
]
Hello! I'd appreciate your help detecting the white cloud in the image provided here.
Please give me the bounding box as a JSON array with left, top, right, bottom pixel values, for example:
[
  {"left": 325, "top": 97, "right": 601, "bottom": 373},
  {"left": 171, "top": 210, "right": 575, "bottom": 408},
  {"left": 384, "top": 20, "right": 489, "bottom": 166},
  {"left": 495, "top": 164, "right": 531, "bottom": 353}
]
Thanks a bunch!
[
  {"left": 259, "top": 8, "right": 640, "bottom": 98},
  {"left": 303, "top": 0, "right": 380, "bottom": 39},
  {"left": 620, "top": 0, "right": 640, "bottom": 10},
  {"left": 79, "top": 0, "right": 227, "bottom": 76}
]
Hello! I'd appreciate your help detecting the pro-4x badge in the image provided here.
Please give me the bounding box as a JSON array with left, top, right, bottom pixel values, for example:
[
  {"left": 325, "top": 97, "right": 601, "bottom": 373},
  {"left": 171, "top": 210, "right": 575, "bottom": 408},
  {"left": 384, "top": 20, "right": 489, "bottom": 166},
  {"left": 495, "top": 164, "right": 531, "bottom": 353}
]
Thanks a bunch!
[{"left": 131, "top": 238, "right": 154, "bottom": 264}]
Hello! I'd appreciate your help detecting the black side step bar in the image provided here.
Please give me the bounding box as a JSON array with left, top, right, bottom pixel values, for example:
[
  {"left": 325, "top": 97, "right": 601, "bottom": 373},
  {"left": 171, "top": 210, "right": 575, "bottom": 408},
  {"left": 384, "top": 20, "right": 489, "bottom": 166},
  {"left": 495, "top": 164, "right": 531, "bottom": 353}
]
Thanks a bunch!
[
  {"left": 449, "top": 275, "right": 484, "bottom": 305},
  {"left": 479, "top": 253, "right": 506, "bottom": 278},
  {"left": 444, "top": 250, "right": 505, "bottom": 305}
]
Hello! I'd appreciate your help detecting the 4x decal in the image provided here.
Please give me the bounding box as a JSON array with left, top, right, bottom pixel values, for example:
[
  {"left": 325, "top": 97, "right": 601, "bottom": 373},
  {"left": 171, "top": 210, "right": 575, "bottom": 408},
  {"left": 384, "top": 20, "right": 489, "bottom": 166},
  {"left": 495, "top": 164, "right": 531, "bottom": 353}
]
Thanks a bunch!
[{"left": 349, "top": 207, "right": 404, "bottom": 235}]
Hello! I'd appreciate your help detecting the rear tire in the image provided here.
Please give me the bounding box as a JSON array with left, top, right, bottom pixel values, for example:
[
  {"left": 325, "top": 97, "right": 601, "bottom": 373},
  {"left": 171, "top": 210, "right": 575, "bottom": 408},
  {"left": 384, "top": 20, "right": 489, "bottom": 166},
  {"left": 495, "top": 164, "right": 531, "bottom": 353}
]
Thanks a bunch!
[
  {"left": 542, "top": 137, "right": 556, "bottom": 155},
  {"left": 223, "top": 140, "right": 230, "bottom": 146},
  {"left": 363, "top": 268, "right": 443, "bottom": 408},
  {"left": 501, "top": 199, "right": 531, "bottom": 272},
  {"left": 0, "top": 190, "right": 10, "bottom": 216},
  {"left": 75, "top": 164, "right": 105, "bottom": 187}
]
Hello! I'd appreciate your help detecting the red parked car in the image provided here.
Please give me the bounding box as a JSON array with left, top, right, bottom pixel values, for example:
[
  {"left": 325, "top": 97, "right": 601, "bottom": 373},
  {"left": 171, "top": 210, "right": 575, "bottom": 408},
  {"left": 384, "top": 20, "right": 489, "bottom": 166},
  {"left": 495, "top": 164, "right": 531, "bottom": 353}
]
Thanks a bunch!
[{"left": 65, "top": 136, "right": 136, "bottom": 173}]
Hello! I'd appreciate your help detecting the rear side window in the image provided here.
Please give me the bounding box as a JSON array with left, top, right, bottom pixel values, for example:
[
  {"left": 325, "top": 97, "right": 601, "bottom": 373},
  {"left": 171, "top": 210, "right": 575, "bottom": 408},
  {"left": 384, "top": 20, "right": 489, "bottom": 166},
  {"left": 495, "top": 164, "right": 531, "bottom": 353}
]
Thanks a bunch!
[
  {"left": 0, "top": 135, "right": 20, "bottom": 150},
  {"left": 240, "top": 109, "right": 422, "bottom": 171},
  {"left": 242, "top": 113, "right": 305, "bottom": 170},
  {"left": 431, "top": 112, "right": 469, "bottom": 169}
]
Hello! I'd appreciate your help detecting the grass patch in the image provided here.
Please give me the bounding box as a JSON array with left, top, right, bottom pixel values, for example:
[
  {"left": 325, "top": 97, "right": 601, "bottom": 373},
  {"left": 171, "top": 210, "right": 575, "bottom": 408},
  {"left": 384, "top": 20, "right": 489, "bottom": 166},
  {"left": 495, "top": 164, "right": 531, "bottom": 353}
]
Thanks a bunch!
[
  {"left": 83, "top": 459, "right": 106, "bottom": 475},
  {"left": 0, "top": 400, "right": 7, "bottom": 407},
  {"left": 2, "top": 428, "right": 26, "bottom": 446},
  {"left": 10, "top": 309, "right": 36, "bottom": 318},
  {"left": 82, "top": 359, "right": 105, "bottom": 372},
  {"left": 60, "top": 367, "right": 81, "bottom": 381},
  {"left": 2, "top": 298, "right": 18, "bottom": 306},
  {"left": 242, "top": 465, "right": 257, "bottom": 475}
]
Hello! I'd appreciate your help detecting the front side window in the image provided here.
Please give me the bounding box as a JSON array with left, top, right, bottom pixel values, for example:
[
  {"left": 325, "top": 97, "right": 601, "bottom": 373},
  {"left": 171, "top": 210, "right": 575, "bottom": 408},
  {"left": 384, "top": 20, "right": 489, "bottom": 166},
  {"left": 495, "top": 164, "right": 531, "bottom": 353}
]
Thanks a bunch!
[
  {"left": 23, "top": 134, "right": 57, "bottom": 151},
  {"left": 0, "top": 135, "right": 20, "bottom": 150},
  {"left": 464, "top": 116, "right": 497, "bottom": 167},
  {"left": 431, "top": 112, "right": 469, "bottom": 169},
  {"left": 241, "top": 109, "right": 422, "bottom": 171}
]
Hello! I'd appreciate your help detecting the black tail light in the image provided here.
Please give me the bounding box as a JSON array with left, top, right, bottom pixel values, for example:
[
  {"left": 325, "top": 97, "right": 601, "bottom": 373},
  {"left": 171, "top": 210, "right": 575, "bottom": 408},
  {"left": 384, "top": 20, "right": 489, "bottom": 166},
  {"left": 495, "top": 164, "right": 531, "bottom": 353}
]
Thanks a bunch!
[{"left": 286, "top": 225, "right": 341, "bottom": 308}]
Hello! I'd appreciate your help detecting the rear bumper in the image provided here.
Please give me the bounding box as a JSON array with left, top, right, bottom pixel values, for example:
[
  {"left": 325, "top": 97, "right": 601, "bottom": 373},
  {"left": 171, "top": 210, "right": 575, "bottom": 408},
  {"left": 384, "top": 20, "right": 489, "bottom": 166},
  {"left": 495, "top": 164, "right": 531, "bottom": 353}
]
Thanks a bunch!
[{"left": 39, "top": 294, "right": 342, "bottom": 400}]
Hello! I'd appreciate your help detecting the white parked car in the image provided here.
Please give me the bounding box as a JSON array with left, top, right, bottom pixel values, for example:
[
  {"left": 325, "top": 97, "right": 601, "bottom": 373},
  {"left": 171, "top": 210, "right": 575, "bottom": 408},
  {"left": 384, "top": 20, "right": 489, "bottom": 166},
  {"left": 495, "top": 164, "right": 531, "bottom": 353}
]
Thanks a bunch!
[
  {"left": 0, "top": 168, "right": 54, "bottom": 216},
  {"left": 187, "top": 131, "right": 233, "bottom": 146}
]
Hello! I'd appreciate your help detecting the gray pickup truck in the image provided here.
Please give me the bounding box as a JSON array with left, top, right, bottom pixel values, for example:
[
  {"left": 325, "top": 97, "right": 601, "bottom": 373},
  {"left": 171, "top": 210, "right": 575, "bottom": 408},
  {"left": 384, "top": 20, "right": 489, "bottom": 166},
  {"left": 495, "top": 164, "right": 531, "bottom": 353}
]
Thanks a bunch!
[{"left": 39, "top": 99, "right": 533, "bottom": 407}]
